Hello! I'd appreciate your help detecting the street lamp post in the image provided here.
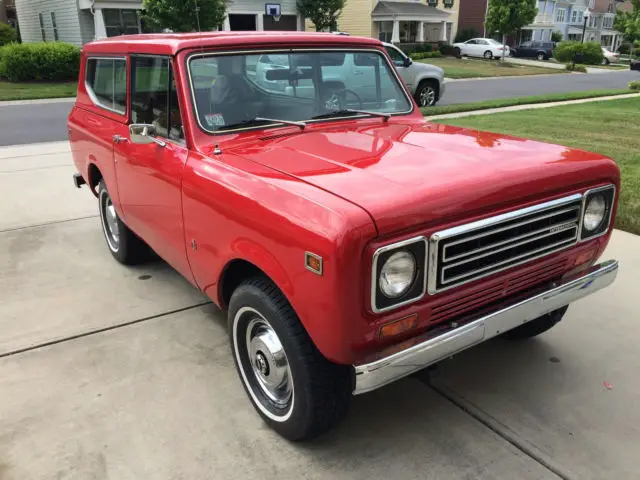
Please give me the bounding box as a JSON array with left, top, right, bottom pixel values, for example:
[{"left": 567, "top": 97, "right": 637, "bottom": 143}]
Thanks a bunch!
[{"left": 573, "top": 11, "right": 590, "bottom": 67}]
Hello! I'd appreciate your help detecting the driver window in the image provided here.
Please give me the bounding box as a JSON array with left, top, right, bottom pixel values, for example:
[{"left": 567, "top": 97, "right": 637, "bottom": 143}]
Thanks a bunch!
[
  {"left": 385, "top": 46, "right": 405, "bottom": 66},
  {"left": 466, "top": 39, "right": 477, "bottom": 44}
]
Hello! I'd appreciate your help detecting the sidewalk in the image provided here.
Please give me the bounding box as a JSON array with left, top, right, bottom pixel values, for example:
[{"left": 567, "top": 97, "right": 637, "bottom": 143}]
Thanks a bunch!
[{"left": 426, "top": 92, "right": 640, "bottom": 120}]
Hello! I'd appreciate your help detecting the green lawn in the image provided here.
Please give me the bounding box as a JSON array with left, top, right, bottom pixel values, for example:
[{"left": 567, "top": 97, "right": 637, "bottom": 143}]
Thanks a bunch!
[
  {"left": 434, "top": 97, "right": 640, "bottom": 235},
  {"left": 0, "top": 81, "right": 77, "bottom": 101},
  {"left": 418, "top": 57, "right": 566, "bottom": 79},
  {"left": 421, "top": 89, "right": 630, "bottom": 116}
]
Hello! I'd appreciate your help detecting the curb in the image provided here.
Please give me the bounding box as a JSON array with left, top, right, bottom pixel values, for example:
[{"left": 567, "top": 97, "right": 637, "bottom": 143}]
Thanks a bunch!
[
  {"left": 444, "top": 72, "right": 577, "bottom": 82},
  {"left": 0, "top": 97, "right": 76, "bottom": 107},
  {"left": 425, "top": 93, "right": 640, "bottom": 120}
]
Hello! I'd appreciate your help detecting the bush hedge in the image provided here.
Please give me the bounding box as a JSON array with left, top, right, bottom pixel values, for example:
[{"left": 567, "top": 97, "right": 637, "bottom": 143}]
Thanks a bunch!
[
  {"left": 0, "top": 42, "right": 81, "bottom": 82},
  {"left": 0, "top": 23, "right": 17, "bottom": 46},
  {"left": 565, "top": 63, "right": 587, "bottom": 72},
  {"left": 553, "top": 41, "right": 603, "bottom": 65},
  {"left": 410, "top": 51, "right": 443, "bottom": 60},
  {"left": 439, "top": 43, "right": 458, "bottom": 56},
  {"left": 396, "top": 42, "right": 435, "bottom": 55},
  {"left": 629, "top": 80, "right": 640, "bottom": 91}
]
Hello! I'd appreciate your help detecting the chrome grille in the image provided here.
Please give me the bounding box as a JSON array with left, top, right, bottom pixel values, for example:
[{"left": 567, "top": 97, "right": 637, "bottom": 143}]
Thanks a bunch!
[{"left": 428, "top": 194, "right": 582, "bottom": 294}]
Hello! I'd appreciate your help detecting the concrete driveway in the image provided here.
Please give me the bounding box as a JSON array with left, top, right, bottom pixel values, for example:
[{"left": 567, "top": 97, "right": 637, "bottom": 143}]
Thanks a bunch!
[{"left": 1, "top": 141, "right": 639, "bottom": 479}]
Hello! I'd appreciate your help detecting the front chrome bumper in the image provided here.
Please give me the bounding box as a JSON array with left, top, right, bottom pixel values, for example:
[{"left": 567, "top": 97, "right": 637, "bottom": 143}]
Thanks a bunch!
[{"left": 353, "top": 260, "right": 618, "bottom": 395}]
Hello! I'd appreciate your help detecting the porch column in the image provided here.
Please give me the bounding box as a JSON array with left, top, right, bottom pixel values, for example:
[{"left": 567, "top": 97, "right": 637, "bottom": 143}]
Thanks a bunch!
[
  {"left": 441, "top": 21, "right": 447, "bottom": 41},
  {"left": 256, "top": 13, "right": 264, "bottom": 31},
  {"left": 611, "top": 34, "right": 616, "bottom": 50},
  {"left": 391, "top": 19, "right": 400, "bottom": 43},
  {"left": 418, "top": 21, "right": 425, "bottom": 42},
  {"left": 94, "top": 8, "right": 107, "bottom": 39},
  {"left": 223, "top": 15, "right": 230, "bottom": 31}
]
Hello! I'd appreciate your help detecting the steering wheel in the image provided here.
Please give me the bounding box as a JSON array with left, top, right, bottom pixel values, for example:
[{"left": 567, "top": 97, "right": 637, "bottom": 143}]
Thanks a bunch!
[{"left": 324, "top": 88, "right": 363, "bottom": 111}]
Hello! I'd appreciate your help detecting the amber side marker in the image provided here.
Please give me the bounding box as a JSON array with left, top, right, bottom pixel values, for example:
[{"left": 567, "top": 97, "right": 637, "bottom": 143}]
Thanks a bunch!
[
  {"left": 379, "top": 314, "right": 419, "bottom": 340},
  {"left": 305, "top": 252, "right": 323, "bottom": 275}
]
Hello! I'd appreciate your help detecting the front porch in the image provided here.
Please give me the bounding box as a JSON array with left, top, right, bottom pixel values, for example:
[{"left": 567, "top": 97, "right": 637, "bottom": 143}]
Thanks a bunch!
[{"left": 372, "top": 1, "right": 453, "bottom": 44}]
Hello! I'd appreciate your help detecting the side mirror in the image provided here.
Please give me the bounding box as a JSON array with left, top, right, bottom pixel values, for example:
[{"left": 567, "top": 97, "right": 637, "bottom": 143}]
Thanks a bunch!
[
  {"left": 404, "top": 57, "right": 413, "bottom": 67},
  {"left": 129, "top": 123, "right": 166, "bottom": 147}
]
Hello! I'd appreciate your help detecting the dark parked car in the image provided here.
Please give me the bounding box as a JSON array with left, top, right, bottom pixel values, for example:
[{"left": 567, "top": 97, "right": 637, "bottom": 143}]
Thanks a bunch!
[{"left": 511, "top": 41, "right": 555, "bottom": 61}]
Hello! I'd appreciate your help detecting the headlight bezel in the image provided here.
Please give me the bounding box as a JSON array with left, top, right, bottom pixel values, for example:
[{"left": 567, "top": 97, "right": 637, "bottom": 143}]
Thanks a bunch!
[
  {"left": 371, "top": 236, "right": 427, "bottom": 313},
  {"left": 579, "top": 185, "right": 616, "bottom": 241}
]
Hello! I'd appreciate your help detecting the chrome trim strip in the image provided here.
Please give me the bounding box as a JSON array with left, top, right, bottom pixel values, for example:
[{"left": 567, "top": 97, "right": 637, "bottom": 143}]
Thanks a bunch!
[
  {"left": 354, "top": 260, "right": 619, "bottom": 395},
  {"left": 578, "top": 185, "right": 616, "bottom": 242},
  {"left": 442, "top": 206, "right": 580, "bottom": 262},
  {"left": 370, "top": 236, "right": 427, "bottom": 314},
  {"left": 441, "top": 235, "right": 576, "bottom": 285},
  {"left": 427, "top": 193, "right": 583, "bottom": 295},
  {"left": 186, "top": 47, "right": 415, "bottom": 136}
]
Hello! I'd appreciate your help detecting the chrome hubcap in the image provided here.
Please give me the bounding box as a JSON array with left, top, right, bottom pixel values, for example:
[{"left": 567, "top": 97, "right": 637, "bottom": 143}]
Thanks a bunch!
[
  {"left": 100, "top": 192, "right": 120, "bottom": 251},
  {"left": 419, "top": 87, "right": 436, "bottom": 107},
  {"left": 246, "top": 318, "right": 292, "bottom": 407}
]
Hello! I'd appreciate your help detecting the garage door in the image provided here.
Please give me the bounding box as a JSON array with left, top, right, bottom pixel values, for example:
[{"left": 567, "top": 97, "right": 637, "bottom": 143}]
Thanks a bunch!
[{"left": 263, "top": 14, "right": 298, "bottom": 31}]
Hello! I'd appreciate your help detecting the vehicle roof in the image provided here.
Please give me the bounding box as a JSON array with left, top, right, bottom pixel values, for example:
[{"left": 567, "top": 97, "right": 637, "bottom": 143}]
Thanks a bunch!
[{"left": 82, "top": 31, "right": 383, "bottom": 55}]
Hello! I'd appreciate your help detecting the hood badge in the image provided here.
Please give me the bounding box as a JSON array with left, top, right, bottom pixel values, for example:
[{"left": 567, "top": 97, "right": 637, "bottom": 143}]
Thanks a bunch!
[{"left": 549, "top": 222, "right": 575, "bottom": 234}]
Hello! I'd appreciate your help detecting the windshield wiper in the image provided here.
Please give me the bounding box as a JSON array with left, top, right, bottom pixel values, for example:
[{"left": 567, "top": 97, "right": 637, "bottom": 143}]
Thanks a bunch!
[
  {"left": 311, "top": 109, "right": 391, "bottom": 122},
  {"left": 216, "top": 117, "right": 306, "bottom": 131}
]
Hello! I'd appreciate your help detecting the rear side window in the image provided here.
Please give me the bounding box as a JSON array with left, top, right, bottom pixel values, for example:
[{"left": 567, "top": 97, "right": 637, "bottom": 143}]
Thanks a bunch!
[{"left": 85, "top": 58, "right": 127, "bottom": 114}]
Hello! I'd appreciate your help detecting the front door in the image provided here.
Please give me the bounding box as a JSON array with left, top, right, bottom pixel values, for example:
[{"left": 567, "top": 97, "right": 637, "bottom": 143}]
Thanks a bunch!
[{"left": 113, "top": 55, "right": 194, "bottom": 282}]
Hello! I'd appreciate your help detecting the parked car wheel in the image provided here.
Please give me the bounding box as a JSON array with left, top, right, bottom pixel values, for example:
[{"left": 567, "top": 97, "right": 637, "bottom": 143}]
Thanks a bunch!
[
  {"left": 454, "top": 47, "right": 461, "bottom": 58},
  {"left": 602, "top": 57, "right": 610, "bottom": 65},
  {"left": 536, "top": 52, "right": 546, "bottom": 61},
  {"left": 509, "top": 49, "right": 516, "bottom": 57},
  {"left": 502, "top": 306, "right": 568, "bottom": 340},
  {"left": 228, "top": 276, "right": 352, "bottom": 441},
  {"left": 98, "top": 180, "right": 150, "bottom": 265},
  {"left": 484, "top": 50, "right": 493, "bottom": 59},
  {"left": 414, "top": 80, "right": 438, "bottom": 107}
]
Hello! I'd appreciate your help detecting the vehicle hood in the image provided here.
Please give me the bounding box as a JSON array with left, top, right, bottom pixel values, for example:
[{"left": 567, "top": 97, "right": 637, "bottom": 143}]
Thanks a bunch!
[{"left": 214, "top": 121, "right": 618, "bottom": 235}]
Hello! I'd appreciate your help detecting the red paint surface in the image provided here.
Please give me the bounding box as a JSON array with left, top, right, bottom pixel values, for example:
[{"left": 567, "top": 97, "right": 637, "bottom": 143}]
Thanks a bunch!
[{"left": 69, "top": 33, "right": 620, "bottom": 365}]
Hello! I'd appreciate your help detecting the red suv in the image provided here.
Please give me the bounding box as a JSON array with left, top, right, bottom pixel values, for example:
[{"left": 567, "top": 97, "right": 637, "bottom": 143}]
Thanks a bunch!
[{"left": 69, "top": 32, "right": 619, "bottom": 440}]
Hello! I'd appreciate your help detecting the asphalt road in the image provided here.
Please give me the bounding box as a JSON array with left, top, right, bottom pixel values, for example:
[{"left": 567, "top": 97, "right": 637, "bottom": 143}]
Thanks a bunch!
[
  {"left": 1, "top": 140, "right": 639, "bottom": 479},
  {"left": 0, "top": 70, "right": 638, "bottom": 146}
]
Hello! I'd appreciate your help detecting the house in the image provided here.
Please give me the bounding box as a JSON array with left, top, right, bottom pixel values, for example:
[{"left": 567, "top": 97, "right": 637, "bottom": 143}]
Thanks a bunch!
[
  {"left": 312, "top": 0, "right": 460, "bottom": 45},
  {"left": 14, "top": 0, "right": 142, "bottom": 45},
  {"left": 221, "top": 1, "right": 304, "bottom": 31}
]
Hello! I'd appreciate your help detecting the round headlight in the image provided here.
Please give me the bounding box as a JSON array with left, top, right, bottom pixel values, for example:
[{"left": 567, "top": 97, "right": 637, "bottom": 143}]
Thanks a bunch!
[
  {"left": 583, "top": 194, "right": 606, "bottom": 231},
  {"left": 379, "top": 251, "right": 416, "bottom": 298}
]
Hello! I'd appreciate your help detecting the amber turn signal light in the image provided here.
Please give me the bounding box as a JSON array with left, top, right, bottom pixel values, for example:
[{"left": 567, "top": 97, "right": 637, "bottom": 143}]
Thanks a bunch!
[{"left": 379, "top": 314, "right": 419, "bottom": 340}]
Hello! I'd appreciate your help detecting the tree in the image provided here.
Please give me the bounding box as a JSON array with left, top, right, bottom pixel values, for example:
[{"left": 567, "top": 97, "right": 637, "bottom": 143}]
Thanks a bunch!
[
  {"left": 0, "top": 23, "right": 17, "bottom": 46},
  {"left": 485, "top": 0, "right": 538, "bottom": 61},
  {"left": 297, "top": 0, "right": 346, "bottom": 32},
  {"left": 614, "top": 0, "right": 640, "bottom": 52},
  {"left": 551, "top": 30, "right": 563, "bottom": 42},
  {"left": 142, "top": 0, "right": 226, "bottom": 33}
]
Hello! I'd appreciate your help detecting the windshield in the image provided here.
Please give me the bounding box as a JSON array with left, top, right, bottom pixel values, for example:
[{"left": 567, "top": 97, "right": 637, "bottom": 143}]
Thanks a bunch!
[{"left": 188, "top": 50, "right": 412, "bottom": 133}]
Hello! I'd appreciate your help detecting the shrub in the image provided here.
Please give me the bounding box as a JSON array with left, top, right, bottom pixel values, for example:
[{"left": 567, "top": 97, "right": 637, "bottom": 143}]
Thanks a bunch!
[
  {"left": 0, "top": 42, "right": 80, "bottom": 82},
  {"left": 439, "top": 43, "right": 458, "bottom": 56},
  {"left": 454, "top": 28, "right": 479, "bottom": 43},
  {"left": 629, "top": 80, "right": 640, "bottom": 91},
  {"left": 565, "top": 63, "right": 587, "bottom": 72},
  {"left": 410, "top": 51, "right": 443, "bottom": 60},
  {"left": 553, "top": 41, "right": 604, "bottom": 65},
  {"left": 0, "top": 23, "right": 17, "bottom": 46},
  {"left": 619, "top": 43, "right": 632, "bottom": 54},
  {"left": 397, "top": 42, "right": 436, "bottom": 55},
  {"left": 551, "top": 31, "right": 563, "bottom": 43}
]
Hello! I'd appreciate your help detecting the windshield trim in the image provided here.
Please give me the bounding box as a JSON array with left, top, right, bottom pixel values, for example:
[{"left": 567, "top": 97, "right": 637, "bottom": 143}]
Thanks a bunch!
[{"left": 186, "top": 47, "right": 415, "bottom": 136}]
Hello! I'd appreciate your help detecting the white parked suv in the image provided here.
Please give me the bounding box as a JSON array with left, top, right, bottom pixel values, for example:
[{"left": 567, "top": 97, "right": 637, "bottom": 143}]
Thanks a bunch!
[
  {"left": 453, "top": 38, "right": 510, "bottom": 59},
  {"left": 251, "top": 44, "right": 446, "bottom": 108}
]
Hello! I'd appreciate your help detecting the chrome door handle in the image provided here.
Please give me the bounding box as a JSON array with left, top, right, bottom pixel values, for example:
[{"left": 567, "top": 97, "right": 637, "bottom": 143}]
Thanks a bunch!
[{"left": 112, "top": 135, "right": 128, "bottom": 144}]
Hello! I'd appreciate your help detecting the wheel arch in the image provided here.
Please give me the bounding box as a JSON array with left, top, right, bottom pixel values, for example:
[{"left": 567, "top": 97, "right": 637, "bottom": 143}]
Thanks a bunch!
[{"left": 87, "top": 162, "right": 103, "bottom": 197}]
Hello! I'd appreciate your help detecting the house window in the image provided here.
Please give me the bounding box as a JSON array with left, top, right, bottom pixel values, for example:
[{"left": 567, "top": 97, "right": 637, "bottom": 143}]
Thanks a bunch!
[
  {"left": 588, "top": 15, "right": 597, "bottom": 28},
  {"left": 51, "top": 12, "right": 59, "bottom": 41},
  {"left": 568, "top": 33, "right": 581, "bottom": 41},
  {"left": 38, "top": 13, "right": 46, "bottom": 41},
  {"left": 570, "top": 10, "right": 579, "bottom": 23},
  {"left": 103, "top": 9, "right": 140, "bottom": 37},
  {"left": 555, "top": 9, "right": 566, "bottom": 23},
  {"left": 603, "top": 16, "right": 614, "bottom": 29}
]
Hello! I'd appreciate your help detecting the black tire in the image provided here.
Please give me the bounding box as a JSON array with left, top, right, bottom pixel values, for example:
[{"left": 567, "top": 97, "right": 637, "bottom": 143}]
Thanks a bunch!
[
  {"left": 414, "top": 80, "right": 439, "bottom": 107},
  {"left": 98, "top": 180, "right": 150, "bottom": 265},
  {"left": 484, "top": 50, "right": 493, "bottom": 59},
  {"left": 537, "top": 52, "right": 546, "bottom": 61},
  {"left": 602, "top": 58, "right": 610, "bottom": 65},
  {"left": 502, "top": 306, "right": 568, "bottom": 340},
  {"left": 228, "top": 276, "right": 352, "bottom": 441},
  {"left": 454, "top": 47, "right": 461, "bottom": 58}
]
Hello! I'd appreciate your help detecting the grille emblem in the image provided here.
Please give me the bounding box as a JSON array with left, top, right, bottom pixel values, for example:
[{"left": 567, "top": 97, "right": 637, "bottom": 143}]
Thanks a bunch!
[{"left": 549, "top": 223, "right": 575, "bottom": 234}]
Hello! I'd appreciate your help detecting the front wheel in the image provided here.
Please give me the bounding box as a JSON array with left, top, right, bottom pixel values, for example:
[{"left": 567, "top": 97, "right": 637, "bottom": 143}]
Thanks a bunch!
[
  {"left": 484, "top": 50, "right": 493, "bottom": 59},
  {"left": 537, "top": 52, "right": 546, "bottom": 61},
  {"left": 502, "top": 306, "right": 568, "bottom": 340},
  {"left": 414, "top": 80, "right": 438, "bottom": 107},
  {"left": 454, "top": 47, "right": 461, "bottom": 58},
  {"left": 228, "top": 276, "right": 352, "bottom": 441}
]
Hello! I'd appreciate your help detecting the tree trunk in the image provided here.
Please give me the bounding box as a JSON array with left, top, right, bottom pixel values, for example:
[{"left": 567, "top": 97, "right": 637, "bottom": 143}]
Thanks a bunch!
[{"left": 502, "top": 33, "right": 507, "bottom": 62}]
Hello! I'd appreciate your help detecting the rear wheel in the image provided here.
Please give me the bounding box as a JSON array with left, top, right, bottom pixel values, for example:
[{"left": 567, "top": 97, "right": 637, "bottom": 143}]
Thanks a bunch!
[
  {"left": 454, "top": 47, "right": 461, "bottom": 58},
  {"left": 414, "top": 80, "right": 438, "bottom": 107},
  {"left": 502, "top": 306, "right": 568, "bottom": 340},
  {"left": 228, "top": 276, "right": 352, "bottom": 441},
  {"left": 98, "top": 180, "right": 150, "bottom": 265},
  {"left": 484, "top": 50, "right": 493, "bottom": 59},
  {"left": 537, "top": 52, "right": 546, "bottom": 61},
  {"left": 602, "top": 57, "right": 610, "bottom": 65}
]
